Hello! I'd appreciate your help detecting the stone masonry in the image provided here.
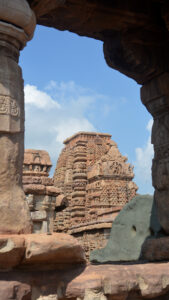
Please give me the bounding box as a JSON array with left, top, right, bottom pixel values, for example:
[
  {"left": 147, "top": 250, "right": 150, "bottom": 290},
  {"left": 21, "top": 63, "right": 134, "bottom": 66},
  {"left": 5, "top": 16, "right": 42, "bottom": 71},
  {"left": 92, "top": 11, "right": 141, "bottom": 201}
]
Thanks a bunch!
[
  {"left": 23, "top": 149, "right": 68, "bottom": 234},
  {"left": 54, "top": 132, "right": 138, "bottom": 258}
]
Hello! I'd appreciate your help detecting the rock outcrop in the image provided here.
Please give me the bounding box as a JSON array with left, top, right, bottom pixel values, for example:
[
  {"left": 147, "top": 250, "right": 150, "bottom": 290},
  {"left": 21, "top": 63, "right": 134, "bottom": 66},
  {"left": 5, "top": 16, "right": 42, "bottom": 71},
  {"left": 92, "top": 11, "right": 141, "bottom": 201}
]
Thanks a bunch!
[{"left": 90, "top": 195, "right": 162, "bottom": 263}]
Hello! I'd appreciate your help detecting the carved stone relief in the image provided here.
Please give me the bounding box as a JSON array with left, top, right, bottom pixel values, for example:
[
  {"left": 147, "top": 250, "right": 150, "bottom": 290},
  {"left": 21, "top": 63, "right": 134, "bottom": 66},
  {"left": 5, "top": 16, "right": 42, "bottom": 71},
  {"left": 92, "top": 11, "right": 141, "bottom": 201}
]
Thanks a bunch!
[{"left": 54, "top": 132, "right": 138, "bottom": 258}]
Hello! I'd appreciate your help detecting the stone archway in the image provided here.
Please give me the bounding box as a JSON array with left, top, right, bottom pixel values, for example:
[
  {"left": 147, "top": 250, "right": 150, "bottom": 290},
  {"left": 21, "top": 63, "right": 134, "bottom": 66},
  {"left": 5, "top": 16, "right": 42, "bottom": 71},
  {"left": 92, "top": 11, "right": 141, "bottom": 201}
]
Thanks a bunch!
[
  {"left": 0, "top": 0, "right": 169, "bottom": 236},
  {"left": 0, "top": 1, "right": 169, "bottom": 299},
  {"left": 24, "top": 0, "right": 169, "bottom": 236}
]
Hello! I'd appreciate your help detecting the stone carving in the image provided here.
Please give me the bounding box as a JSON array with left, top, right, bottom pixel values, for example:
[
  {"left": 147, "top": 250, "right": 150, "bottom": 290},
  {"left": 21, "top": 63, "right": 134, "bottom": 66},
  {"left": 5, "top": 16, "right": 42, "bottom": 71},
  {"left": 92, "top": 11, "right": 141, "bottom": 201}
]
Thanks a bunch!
[
  {"left": 54, "top": 132, "right": 137, "bottom": 259},
  {"left": 0, "top": 0, "right": 36, "bottom": 234},
  {"left": 23, "top": 149, "right": 68, "bottom": 234},
  {"left": 0, "top": 96, "right": 20, "bottom": 117}
]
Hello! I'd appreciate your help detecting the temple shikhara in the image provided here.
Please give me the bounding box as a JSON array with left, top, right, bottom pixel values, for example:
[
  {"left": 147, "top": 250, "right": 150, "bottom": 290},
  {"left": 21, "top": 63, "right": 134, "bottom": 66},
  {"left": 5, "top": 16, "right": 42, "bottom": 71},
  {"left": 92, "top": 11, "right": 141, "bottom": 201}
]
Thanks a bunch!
[{"left": 53, "top": 132, "right": 137, "bottom": 257}]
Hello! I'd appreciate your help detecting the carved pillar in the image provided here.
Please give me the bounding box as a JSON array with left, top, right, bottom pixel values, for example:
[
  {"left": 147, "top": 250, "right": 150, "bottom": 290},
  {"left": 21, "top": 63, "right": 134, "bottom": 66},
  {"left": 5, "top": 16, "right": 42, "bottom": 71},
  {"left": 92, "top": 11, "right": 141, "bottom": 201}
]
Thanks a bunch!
[
  {"left": 141, "top": 73, "right": 169, "bottom": 234},
  {"left": 71, "top": 140, "right": 87, "bottom": 226},
  {"left": 0, "top": 0, "right": 36, "bottom": 233}
]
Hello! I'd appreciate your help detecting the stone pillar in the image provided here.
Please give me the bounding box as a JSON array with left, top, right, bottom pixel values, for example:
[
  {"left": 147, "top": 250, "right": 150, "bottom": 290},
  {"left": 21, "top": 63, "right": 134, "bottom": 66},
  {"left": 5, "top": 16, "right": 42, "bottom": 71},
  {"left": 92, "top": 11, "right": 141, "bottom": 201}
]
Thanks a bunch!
[
  {"left": 0, "top": 0, "right": 36, "bottom": 234},
  {"left": 141, "top": 73, "right": 169, "bottom": 234}
]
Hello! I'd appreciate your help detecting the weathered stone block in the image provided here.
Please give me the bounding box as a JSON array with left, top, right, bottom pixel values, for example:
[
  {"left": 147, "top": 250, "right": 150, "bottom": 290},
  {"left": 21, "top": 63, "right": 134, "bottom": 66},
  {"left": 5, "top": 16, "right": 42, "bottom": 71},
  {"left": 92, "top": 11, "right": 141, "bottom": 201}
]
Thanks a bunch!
[
  {"left": 0, "top": 281, "right": 31, "bottom": 300},
  {"left": 0, "top": 235, "right": 25, "bottom": 269},
  {"left": 155, "top": 190, "right": 169, "bottom": 234},
  {"left": 31, "top": 211, "right": 47, "bottom": 221},
  {"left": 142, "top": 237, "right": 169, "bottom": 261},
  {"left": 23, "top": 233, "right": 86, "bottom": 265},
  {"left": 90, "top": 195, "right": 162, "bottom": 263}
]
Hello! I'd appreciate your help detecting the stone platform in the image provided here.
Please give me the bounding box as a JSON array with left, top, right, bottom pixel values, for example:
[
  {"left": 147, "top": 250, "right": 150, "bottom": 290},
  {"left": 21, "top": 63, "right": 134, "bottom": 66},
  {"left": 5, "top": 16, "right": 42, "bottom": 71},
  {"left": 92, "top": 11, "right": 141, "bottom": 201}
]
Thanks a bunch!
[{"left": 1, "top": 262, "right": 169, "bottom": 299}]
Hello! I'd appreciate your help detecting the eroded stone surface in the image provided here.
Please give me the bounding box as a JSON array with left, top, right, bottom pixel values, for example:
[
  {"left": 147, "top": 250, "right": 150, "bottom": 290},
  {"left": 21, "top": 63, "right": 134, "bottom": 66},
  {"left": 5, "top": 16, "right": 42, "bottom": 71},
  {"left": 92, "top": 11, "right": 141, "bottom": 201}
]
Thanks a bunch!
[
  {"left": 0, "top": 235, "right": 25, "bottom": 270},
  {"left": 0, "top": 0, "right": 36, "bottom": 234},
  {"left": 0, "top": 281, "right": 31, "bottom": 300},
  {"left": 90, "top": 195, "right": 162, "bottom": 263},
  {"left": 141, "top": 73, "right": 169, "bottom": 234},
  {"left": 142, "top": 237, "right": 169, "bottom": 261},
  {"left": 1, "top": 263, "right": 169, "bottom": 299},
  {"left": 0, "top": 233, "right": 86, "bottom": 270},
  {"left": 0, "top": 0, "right": 36, "bottom": 40},
  {"left": 23, "top": 233, "right": 86, "bottom": 265}
]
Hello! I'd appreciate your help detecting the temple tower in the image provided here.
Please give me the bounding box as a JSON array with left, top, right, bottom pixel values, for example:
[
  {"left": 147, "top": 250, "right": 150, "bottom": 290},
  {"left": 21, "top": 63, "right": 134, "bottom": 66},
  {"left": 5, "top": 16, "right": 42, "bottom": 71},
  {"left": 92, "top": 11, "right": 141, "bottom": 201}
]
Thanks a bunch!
[{"left": 54, "top": 132, "right": 138, "bottom": 258}]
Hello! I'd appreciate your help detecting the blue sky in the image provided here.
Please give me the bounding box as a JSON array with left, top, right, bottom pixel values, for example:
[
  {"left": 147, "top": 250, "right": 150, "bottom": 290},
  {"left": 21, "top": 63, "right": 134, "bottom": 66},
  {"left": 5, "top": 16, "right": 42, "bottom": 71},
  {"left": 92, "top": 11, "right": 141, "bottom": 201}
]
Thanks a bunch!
[{"left": 20, "top": 25, "right": 154, "bottom": 195}]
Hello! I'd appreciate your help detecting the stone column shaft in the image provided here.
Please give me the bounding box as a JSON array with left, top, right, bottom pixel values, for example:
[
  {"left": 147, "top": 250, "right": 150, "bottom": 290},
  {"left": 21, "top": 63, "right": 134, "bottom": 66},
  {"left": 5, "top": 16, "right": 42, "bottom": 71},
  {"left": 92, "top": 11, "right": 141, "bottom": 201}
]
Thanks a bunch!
[
  {"left": 141, "top": 73, "right": 169, "bottom": 233},
  {"left": 0, "top": 0, "right": 36, "bottom": 234}
]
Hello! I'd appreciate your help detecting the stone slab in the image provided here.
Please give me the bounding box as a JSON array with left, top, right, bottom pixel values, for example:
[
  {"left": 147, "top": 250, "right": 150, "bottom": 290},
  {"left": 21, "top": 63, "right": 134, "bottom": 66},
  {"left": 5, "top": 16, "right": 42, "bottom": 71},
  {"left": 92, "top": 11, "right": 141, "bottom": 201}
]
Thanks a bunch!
[
  {"left": 90, "top": 195, "right": 162, "bottom": 263},
  {"left": 0, "top": 233, "right": 86, "bottom": 270},
  {"left": 23, "top": 233, "right": 86, "bottom": 265}
]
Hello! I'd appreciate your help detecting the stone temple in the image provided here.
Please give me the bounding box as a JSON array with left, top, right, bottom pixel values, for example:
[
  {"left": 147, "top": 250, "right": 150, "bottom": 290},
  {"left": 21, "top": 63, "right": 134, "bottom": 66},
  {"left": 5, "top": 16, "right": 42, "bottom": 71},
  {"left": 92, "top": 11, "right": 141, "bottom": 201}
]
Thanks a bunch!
[
  {"left": 23, "top": 149, "right": 68, "bottom": 234},
  {"left": 1, "top": 0, "right": 169, "bottom": 299},
  {"left": 53, "top": 132, "right": 138, "bottom": 258}
]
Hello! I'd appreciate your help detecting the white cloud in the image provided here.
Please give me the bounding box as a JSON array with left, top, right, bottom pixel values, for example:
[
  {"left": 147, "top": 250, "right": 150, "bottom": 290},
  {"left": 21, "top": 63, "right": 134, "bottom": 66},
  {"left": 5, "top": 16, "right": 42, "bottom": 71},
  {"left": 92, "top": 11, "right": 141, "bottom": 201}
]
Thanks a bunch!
[
  {"left": 54, "top": 118, "right": 94, "bottom": 144},
  {"left": 25, "top": 84, "right": 60, "bottom": 109},
  {"left": 134, "top": 119, "right": 154, "bottom": 194},
  {"left": 24, "top": 81, "right": 97, "bottom": 174}
]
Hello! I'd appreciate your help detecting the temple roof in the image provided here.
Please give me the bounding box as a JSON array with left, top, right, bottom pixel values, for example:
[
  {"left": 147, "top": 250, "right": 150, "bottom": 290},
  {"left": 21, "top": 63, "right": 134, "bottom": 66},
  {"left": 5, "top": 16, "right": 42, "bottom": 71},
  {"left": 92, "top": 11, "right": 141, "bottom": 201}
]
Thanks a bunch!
[
  {"left": 24, "top": 149, "right": 52, "bottom": 166},
  {"left": 64, "top": 132, "right": 111, "bottom": 144}
]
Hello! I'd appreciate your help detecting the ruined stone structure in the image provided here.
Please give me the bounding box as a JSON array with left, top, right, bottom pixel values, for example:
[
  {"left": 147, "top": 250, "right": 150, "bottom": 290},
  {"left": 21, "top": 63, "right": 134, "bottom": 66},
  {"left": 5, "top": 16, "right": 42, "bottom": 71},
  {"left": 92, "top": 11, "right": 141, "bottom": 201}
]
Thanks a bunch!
[
  {"left": 23, "top": 149, "right": 68, "bottom": 234},
  {"left": 54, "top": 132, "right": 137, "bottom": 258},
  {"left": 1, "top": 0, "right": 169, "bottom": 299}
]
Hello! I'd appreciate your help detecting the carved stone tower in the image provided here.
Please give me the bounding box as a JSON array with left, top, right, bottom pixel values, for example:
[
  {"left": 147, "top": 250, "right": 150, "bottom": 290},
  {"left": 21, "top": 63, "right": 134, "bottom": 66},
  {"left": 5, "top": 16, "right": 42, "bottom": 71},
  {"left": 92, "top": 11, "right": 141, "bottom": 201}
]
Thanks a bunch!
[{"left": 54, "top": 132, "right": 138, "bottom": 258}]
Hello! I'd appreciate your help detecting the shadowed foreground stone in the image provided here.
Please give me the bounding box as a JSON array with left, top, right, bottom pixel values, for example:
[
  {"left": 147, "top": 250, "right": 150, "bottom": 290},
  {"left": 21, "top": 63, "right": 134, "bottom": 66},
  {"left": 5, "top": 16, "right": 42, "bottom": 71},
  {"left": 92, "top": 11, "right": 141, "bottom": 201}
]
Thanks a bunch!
[
  {"left": 0, "top": 235, "right": 25, "bottom": 269},
  {"left": 142, "top": 237, "right": 169, "bottom": 261},
  {"left": 1, "top": 263, "right": 169, "bottom": 299},
  {"left": 90, "top": 195, "right": 162, "bottom": 263}
]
